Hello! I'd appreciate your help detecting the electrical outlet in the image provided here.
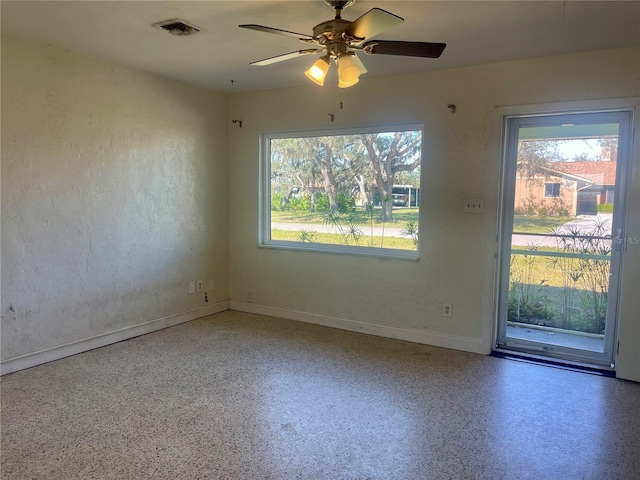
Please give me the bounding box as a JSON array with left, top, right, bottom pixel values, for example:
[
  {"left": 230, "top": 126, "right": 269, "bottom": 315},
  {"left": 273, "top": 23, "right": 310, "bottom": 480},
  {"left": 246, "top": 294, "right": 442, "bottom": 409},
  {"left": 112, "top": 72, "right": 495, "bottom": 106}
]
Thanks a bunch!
[
  {"left": 197, "top": 280, "right": 203, "bottom": 293},
  {"left": 443, "top": 302, "right": 453, "bottom": 317},
  {"left": 188, "top": 281, "right": 196, "bottom": 294},
  {"left": 204, "top": 292, "right": 209, "bottom": 303},
  {"left": 464, "top": 199, "right": 485, "bottom": 213}
]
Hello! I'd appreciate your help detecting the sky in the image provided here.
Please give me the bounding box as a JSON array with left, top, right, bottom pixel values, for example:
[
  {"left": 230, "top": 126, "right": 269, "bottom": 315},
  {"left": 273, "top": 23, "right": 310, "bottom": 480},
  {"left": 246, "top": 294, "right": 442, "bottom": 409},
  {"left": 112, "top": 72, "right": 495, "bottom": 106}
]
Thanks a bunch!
[{"left": 557, "top": 138, "right": 603, "bottom": 161}]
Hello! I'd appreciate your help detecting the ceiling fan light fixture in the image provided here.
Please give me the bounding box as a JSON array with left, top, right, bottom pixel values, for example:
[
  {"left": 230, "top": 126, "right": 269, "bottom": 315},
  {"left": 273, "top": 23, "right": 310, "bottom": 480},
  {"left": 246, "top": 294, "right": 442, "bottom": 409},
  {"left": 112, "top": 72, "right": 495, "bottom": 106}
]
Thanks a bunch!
[
  {"left": 305, "top": 56, "right": 331, "bottom": 85},
  {"left": 338, "top": 76, "right": 359, "bottom": 88},
  {"left": 337, "top": 54, "right": 361, "bottom": 83}
]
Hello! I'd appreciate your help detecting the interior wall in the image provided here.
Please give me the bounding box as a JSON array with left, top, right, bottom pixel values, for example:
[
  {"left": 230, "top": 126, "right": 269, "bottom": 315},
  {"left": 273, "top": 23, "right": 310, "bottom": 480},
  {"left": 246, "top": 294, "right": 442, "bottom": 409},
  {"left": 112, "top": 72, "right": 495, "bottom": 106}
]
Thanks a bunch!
[
  {"left": 1, "top": 35, "right": 229, "bottom": 361},
  {"left": 228, "top": 47, "right": 640, "bottom": 382}
]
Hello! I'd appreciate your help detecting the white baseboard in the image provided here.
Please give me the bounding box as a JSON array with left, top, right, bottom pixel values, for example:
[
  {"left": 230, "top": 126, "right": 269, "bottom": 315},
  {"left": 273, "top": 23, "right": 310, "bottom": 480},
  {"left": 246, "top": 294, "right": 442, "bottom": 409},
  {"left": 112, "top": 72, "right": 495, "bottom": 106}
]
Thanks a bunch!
[
  {"left": 1, "top": 301, "right": 229, "bottom": 376},
  {"left": 229, "top": 301, "right": 485, "bottom": 354},
  {"left": 3, "top": 300, "right": 485, "bottom": 376}
]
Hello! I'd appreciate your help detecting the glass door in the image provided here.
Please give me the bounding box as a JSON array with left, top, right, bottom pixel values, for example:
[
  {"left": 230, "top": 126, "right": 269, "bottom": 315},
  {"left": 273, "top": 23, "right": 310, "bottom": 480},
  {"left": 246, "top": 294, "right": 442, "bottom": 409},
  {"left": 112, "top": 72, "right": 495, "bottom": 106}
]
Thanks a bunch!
[{"left": 496, "top": 110, "right": 633, "bottom": 368}]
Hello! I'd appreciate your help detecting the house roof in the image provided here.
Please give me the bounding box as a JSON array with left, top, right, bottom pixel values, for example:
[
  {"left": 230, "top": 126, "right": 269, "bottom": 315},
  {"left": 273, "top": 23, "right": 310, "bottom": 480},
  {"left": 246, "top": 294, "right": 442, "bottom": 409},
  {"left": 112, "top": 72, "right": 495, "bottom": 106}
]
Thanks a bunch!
[{"left": 551, "top": 161, "right": 617, "bottom": 186}]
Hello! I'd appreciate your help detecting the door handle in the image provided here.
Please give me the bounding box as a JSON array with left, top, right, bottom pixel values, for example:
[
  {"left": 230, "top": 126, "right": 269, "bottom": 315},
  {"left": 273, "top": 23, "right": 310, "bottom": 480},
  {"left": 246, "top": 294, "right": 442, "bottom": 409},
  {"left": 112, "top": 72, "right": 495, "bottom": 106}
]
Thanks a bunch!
[{"left": 614, "top": 228, "right": 623, "bottom": 252}]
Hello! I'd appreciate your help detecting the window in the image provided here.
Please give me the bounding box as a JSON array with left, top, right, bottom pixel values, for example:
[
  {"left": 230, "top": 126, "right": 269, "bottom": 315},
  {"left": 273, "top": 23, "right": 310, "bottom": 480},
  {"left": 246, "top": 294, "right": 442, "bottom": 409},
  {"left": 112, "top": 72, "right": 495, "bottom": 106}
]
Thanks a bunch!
[
  {"left": 261, "top": 125, "right": 423, "bottom": 259},
  {"left": 544, "top": 182, "right": 561, "bottom": 197}
]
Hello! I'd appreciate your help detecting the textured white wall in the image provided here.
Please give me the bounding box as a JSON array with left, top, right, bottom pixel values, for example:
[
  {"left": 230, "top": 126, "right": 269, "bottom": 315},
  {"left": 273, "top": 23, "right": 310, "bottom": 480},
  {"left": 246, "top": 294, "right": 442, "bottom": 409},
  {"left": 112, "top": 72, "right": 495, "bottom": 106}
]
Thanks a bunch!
[
  {"left": 228, "top": 47, "right": 640, "bottom": 381},
  {"left": 1, "top": 36, "right": 229, "bottom": 360},
  {"left": 2, "top": 35, "right": 638, "bottom": 382}
]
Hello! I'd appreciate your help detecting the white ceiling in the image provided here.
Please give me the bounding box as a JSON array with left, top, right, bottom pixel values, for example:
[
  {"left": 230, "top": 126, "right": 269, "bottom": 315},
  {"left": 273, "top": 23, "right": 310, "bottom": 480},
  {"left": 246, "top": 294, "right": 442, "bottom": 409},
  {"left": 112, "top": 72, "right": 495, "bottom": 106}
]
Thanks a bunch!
[{"left": 2, "top": 1, "right": 638, "bottom": 93}]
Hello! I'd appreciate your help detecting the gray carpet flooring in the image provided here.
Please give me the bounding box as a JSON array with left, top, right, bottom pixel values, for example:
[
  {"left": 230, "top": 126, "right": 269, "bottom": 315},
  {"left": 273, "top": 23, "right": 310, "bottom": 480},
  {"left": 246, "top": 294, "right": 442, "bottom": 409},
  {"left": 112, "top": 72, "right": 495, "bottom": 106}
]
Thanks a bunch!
[{"left": 2, "top": 310, "right": 639, "bottom": 479}]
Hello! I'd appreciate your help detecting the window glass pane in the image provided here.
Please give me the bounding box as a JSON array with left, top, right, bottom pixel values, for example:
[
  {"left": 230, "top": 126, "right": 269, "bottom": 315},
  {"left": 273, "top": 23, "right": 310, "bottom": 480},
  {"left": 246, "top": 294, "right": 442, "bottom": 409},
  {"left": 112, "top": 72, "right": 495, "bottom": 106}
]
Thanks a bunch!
[
  {"left": 508, "top": 121, "right": 619, "bottom": 353},
  {"left": 544, "top": 183, "right": 561, "bottom": 197},
  {"left": 514, "top": 125, "right": 618, "bottom": 220},
  {"left": 264, "top": 127, "right": 422, "bottom": 256}
]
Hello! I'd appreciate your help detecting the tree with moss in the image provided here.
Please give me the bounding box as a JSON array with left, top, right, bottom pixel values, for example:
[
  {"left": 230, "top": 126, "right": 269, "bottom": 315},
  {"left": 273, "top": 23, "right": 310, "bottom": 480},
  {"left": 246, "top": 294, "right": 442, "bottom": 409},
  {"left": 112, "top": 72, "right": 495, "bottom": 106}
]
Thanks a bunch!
[{"left": 360, "top": 131, "right": 422, "bottom": 222}]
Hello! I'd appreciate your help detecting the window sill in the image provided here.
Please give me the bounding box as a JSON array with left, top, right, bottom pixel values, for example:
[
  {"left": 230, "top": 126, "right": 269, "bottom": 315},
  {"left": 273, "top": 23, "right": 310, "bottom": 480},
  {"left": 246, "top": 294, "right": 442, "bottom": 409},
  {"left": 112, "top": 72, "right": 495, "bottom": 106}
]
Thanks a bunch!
[{"left": 259, "top": 240, "right": 420, "bottom": 261}]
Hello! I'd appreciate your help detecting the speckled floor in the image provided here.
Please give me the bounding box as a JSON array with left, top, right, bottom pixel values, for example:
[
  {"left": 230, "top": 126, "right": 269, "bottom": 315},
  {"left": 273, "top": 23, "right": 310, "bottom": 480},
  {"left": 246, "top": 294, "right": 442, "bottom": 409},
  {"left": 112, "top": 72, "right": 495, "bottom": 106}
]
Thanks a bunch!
[{"left": 2, "top": 311, "right": 639, "bottom": 480}]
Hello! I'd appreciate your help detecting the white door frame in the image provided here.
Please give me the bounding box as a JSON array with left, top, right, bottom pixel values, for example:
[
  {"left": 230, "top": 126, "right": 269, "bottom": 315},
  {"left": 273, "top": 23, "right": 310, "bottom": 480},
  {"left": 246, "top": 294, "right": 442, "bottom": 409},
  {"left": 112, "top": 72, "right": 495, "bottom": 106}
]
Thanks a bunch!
[{"left": 492, "top": 98, "right": 636, "bottom": 368}]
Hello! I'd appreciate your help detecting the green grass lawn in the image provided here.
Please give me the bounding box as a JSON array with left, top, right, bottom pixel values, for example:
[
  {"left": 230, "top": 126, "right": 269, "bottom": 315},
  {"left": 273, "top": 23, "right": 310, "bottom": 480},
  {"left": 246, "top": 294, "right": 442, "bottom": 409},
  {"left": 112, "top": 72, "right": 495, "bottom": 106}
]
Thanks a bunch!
[
  {"left": 270, "top": 229, "right": 417, "bottom": 250},
  {"left": 271, "top": 207, "right": 419, "bottom": 225},
  {"left": 273, "top": 211, "right": 569, "bottom": 233},
  {"left": 510, "top": 250, "right": 568, "bottom": 288},
  {"left": 512, "top": 215, "right": 573, "bottom": 234},
  {"left": 510, "top": 247, "right": 610, "bottom": 288},
  {"left": 508, "top": 250, "right": 610, "bottom": 334}
]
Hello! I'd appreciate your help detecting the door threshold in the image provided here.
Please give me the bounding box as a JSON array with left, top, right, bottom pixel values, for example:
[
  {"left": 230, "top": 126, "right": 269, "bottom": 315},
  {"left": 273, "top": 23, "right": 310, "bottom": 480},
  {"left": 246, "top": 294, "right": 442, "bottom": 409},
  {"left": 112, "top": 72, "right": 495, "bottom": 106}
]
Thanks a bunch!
[{"left": 491, "top": 349, "right": 615, "bottom": 377}]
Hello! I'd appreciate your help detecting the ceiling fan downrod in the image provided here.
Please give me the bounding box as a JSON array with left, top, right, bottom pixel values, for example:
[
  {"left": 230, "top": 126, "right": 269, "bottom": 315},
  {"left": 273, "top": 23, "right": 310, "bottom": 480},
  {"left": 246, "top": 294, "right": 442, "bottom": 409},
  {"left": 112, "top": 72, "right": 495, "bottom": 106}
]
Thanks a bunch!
[{"left": 325, "top": 0, "right": 355, "bottom": 19}]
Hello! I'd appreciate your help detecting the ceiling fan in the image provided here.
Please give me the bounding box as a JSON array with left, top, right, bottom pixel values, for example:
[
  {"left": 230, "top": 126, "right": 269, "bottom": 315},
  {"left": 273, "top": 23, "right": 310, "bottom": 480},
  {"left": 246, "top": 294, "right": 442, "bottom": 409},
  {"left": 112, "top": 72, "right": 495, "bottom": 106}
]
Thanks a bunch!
[{"left": 239, "top": 0, "right": 446, "bottom": 88}]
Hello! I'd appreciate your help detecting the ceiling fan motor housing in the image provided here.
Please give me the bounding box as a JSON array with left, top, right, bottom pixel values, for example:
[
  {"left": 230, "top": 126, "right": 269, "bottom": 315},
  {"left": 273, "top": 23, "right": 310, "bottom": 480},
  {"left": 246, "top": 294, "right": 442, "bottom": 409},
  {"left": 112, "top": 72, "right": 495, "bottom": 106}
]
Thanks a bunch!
[
  {"left": 312, "top": 19, "right": 360, "bottom": 58},
  {"left": 312, "top": 19, "right": 351, "bottom": 40}
]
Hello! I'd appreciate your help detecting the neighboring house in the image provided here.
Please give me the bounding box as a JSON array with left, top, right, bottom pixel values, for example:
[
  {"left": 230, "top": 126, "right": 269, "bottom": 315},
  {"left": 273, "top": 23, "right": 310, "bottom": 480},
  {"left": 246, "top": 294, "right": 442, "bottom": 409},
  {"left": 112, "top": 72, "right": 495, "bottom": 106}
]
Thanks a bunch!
[
  {"left": 553, "top": 161, "right": 617, "bottom": 215},
  {"left": 514, "top": 161, "right": 616, "bottom": 217},
  {"left": 514, "top": 169, "right": 587, "bottom": 217}
]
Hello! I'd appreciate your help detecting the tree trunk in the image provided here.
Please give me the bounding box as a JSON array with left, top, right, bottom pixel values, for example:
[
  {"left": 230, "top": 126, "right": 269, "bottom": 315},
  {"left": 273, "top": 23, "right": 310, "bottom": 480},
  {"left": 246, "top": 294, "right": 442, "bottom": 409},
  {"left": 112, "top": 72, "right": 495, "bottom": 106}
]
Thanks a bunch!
[
  {"left": 361, "top": 135, "right": 395, "bottom": 222},
  {"left": 319, "top": 144, "right": 339, "bottom": 212},
  {"left": 378, "top": 182, "right": 394, "bottom": 222},
  {"left": 355, "top": 174, "right": 369, "bottom": 206},
  {"left": 382, "top": 198, "right": 393, "bottom": 222},
  {"left": 310, "top": 169, "right": 316, "bottom": 212}
]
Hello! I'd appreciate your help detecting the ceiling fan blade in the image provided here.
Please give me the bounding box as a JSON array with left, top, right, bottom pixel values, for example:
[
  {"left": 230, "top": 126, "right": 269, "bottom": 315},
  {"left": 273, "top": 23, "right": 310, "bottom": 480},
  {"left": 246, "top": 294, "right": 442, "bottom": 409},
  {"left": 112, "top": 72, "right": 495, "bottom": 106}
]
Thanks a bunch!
[
  {"left": 346, "top": 8, "right": 403, "bottom": 41},
  {"left": 362, "top": 41, "right": 446, "bottom": 58},
  {"left": 239, "top": 24, "right": 313, "bottom": 40},
  {"left": 351, "top": 52, "right": 368, "bottom": 75},
  {"left": 250, "top": 49, "right": 321, "bottom": 66}
]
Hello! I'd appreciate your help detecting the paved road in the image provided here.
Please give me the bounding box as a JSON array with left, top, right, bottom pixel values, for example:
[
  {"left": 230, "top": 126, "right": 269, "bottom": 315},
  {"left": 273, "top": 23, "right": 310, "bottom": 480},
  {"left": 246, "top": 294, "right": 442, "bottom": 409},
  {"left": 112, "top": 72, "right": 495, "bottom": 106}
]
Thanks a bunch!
[
  {"left": 556, "top": 214, "right": 612, "bottom": 234},
  {"left": 273, "top": 214, "right": 614, "bottom": 245},
  {"left": 511, "top": 214, "right": 612, "bottom": 248}
]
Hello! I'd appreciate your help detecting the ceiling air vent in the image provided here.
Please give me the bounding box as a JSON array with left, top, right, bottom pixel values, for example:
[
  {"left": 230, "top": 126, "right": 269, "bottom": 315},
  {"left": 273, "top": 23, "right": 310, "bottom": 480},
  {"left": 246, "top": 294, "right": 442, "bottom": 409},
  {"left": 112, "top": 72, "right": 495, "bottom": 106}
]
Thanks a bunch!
[{"left": 153, "top": 19, "right": 201, "bottom": 36}]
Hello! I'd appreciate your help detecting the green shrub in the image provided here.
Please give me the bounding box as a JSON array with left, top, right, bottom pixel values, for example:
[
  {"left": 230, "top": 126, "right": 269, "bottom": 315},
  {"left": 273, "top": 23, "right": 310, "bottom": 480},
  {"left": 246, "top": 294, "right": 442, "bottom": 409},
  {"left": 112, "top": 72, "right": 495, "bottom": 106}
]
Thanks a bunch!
[
  {"left": 288, "top": 194, "right": 311, "bottom": 211},
  {"left": 337, "top": 192, "right": 355, "bottom": 212},
  {"left": 597, "top": 203, "right": 614, "bottom": 214},
  {"left": 314, "top": 192, "right": 355, "bottom": 213},
  {"left": 508, "top": 292, "right": 556, "bottom": 326},
  {"left": 271, "top": 193, "right": 286, "bottom": 211},
  {"left": 315, "top": 193, "right": 329, "bottom": 211}
]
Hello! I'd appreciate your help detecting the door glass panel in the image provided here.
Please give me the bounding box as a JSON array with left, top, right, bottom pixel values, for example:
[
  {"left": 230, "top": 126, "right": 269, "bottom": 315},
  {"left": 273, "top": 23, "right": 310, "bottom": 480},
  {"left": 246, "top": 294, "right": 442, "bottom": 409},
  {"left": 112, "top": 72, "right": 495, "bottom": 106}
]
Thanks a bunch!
[{"left": 496, "top": 111, "right": 631, "bottom": 367}]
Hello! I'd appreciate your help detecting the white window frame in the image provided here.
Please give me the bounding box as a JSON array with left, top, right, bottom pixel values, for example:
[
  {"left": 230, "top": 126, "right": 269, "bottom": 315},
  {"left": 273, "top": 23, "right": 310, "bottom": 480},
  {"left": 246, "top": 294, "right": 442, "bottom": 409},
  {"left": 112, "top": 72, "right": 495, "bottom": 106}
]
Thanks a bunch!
[{"left": 259, "top": 123, "right": 424, "bottom": 260}]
